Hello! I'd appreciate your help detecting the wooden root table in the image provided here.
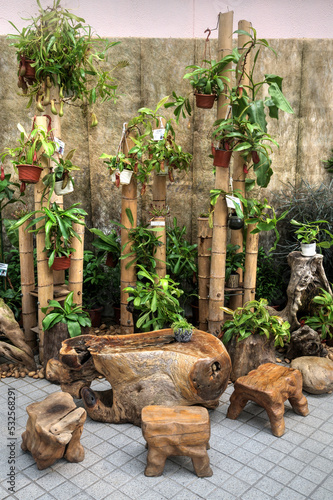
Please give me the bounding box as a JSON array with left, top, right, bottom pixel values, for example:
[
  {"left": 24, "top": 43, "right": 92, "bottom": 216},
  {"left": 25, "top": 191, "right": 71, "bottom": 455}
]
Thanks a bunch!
[
  {"left": 21, "top": 392, "right": 86, "bottom": 469},
  {"left": 59, "top": 329, "right": 232, "bottom": 426},
  {"left": 142, "top": 405, "right": 212, "bottom": 477},
  {"left": 227, "top": 363, "right": 309, "bottom": 437}
]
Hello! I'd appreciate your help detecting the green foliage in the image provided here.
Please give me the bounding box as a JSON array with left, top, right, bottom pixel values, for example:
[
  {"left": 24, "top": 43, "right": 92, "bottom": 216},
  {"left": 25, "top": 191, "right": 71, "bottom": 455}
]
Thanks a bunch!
[
  {"left": 11, "top": 202, "right": 87, "bottom": 267},
  {"left": 221, "top": 298, "right": 290, "bottom": 347},
  {"left": 124, "top": 266, "right": 184, "bottom": 331},
  {"left": 255, "top": 247, "right": 287, "bottom": 306},
  {"left": 166, "top": 217, "right": 197, "bottom": 281},
  {"left": 0, "top": 287, "right": 22, "bottom": 321},
  {"left": 290, "top": 219, "right": 333, "bottom": 246},
  {"left": 322, "top": 149, "right": 333, "bottom": 174},
  {"left": 90, "top": 227, "right": 120, "bottom": 261},
  {"left": 304, "top": 288, "right": 333, "bottom": 340},
  {"left": 171, "top": 317, "right": 194, "bottom": 333},
  {"left": 8, "top": 0, "right": 126, "bottom": 120},
  {"left": 42, "top": 148, "right": 80, "bottom": 200},
  {"left": 42, "top": 291, "right": 91, "bottom": 338},
  {"left": 226, "top": 244, "right": 245, "bottom": 282},
  {"left": 82, "top": 250, "right": 113, "bottom": 309}
]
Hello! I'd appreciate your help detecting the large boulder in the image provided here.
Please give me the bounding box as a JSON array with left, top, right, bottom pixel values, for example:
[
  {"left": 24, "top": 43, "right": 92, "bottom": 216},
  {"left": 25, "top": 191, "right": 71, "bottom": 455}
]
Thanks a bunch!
[{"left": 291, "top": 356, "right": 333, "bottom": 394}]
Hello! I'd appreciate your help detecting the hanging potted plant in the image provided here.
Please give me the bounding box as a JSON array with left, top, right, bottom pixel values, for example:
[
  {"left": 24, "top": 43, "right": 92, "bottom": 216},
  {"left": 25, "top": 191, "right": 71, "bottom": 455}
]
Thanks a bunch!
[
  {"left": 290, "top": 219, "right": 333, "bottom": 257},
  {"left": 42, "top": 148, "right": 80, "bottom": 200},
  {"left": 7, "top": 0, "right": 128, "bottom": 125},
  {"left": 100, "top": 151, "right": 136, "bottom": 187},
  {"left": 1, "top": 122, "right": 56, "bottom": 187},
  {"left": 11, "top": 202, "right": 87, "bottom": 270}
]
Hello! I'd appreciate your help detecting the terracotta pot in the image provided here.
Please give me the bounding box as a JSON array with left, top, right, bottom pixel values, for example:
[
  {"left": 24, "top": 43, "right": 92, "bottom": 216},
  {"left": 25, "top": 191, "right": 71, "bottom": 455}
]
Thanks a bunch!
[
  {"left": 17, "top": 164, "right": 43, "bottom": 184},
  {"left": 195, "top": 93, "right": 216, "bottom": 109},
  {"left": 105, "top": 252, "right": 118, "bottom": 268},
  {"left": 51, "top": 255, "right": 71, "bottom": 271},
  {"left": 84, "top": 306, "right": 103, "bottom": 328},
  {"left": 213, "top": 149, "right": 232, "bottom": 168}
]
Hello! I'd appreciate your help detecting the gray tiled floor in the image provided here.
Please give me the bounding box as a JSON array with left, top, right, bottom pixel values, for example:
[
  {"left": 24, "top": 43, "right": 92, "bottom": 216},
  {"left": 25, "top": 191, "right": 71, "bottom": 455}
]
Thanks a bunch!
[{"left": 1, "top": 376, "right": 333, "bottom": 499}]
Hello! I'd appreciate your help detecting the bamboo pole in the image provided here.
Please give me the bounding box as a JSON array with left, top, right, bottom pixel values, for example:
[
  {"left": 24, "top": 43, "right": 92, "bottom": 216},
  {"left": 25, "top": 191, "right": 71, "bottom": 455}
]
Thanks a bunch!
[
  {"left": 68, "top": 220, "right": 84, "bottom": 306},
  {"left": 243, "top": 222, "right": 259, "bottom": 304},
  {"left": 208, "top": 11, "right": 233, "bottom": 336},
  {"left": 197, "top": 217, "right": 212, "bottom": 331},
  {"left": 152, "top": 174, "right": 167, "bottom": 278},
  {"left": 34, "top": 115, "right": 54, "bottom": 363},
  {"left": 230, "top": 20, "right": 252, "bottom": 310},
  {"left": 120, "top": 129, "right": 137, "bottom": 334},
  {"left": 19, "top": 222, "right": 37, "bottom": 350}
]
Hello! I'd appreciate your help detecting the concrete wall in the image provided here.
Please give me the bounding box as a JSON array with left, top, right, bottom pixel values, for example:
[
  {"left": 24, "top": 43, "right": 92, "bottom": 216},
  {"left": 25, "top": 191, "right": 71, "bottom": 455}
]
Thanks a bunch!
[{"left": 0, "top": 35, "right": 332, "bottom": 243}]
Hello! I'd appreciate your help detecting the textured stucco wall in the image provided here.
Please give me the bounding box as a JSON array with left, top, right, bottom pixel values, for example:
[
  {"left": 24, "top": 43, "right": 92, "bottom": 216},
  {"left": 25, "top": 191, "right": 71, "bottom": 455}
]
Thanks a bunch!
[{"left": 0, "top": 36, "right": 332, "bottom": 243}]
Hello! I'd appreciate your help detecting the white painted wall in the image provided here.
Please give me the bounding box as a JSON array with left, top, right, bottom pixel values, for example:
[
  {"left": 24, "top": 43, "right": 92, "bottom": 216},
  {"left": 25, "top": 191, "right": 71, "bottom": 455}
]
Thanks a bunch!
[{"left": 2, "top": 0, "right": 333, "bottom": 39}]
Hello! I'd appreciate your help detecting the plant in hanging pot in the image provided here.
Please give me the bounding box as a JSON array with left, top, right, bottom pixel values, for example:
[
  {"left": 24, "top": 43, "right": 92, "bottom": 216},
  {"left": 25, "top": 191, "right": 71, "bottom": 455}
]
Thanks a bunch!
[
  {"left": 11, "top": 202, "right": 87, "bottom": 269},
  {"left": 100, "top": 152, "right": 137, "bottom": 187},
  {"left": 290, "top": 219, "right": 333, "bottom": 257},
  {"left": 8, "top": 0, "right": 127, "bottom": 125},
  {"left": 1, "top": 123, "right": 56, "bottom": 187},
  {"left": 41, "top": 291, "right": 91, "bottom": 364},
  {"left": 42, "top": 149, "right": 80, "bottom": 199},
  {"left": 171, "top": 317, "right": 194, "bottom": 343}
]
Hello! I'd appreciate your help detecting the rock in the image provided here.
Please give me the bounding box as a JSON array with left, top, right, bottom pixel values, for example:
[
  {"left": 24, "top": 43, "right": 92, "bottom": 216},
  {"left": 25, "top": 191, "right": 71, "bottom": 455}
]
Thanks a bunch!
[
  {"left": 286, "top": 325, "right": 327, "bottom": 360},
  {"left": 291, "top": 356, "right": 333, "bottom": 394}
]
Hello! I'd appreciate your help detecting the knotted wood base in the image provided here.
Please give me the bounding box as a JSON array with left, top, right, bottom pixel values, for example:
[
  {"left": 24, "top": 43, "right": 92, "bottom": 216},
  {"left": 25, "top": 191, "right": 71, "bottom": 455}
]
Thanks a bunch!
[
  {"left": 142, "top": 405, "right": 212, "bottom": 477},
  {"left": 227, "top": 363, "right": 309, "bottom": 437}
]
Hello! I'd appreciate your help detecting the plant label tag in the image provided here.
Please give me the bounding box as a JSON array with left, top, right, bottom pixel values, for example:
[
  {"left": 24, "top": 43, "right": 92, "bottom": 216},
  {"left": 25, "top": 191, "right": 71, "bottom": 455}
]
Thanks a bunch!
[
  {"left": 153, "top": 128, "right": 165, "bottom": 141},
  {"left": 226, "top": 195, "right": 242, "bottom": 210},
  {"left": 54, "top": 137, "right": 65, "bottom": 155},
  {"left": 0, "top": 263, "right": 8, "bottom": 277},
  {"left": 150, "top": 220, "right": 165, "bottom": 227}
]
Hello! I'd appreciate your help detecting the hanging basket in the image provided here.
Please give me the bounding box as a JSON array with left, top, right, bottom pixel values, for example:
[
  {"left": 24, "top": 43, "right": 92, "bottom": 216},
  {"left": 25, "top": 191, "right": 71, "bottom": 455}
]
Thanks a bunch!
[
  {"left": 213, "top": 149, "right": 232, "bottom": 168},
  {"left": 17, "top": 164, "right": 43, "bottom": 184},
  {"left": 195, "top": 93, "right": 216, "bottom": 109},
  {"left": 51, "top": 255, "right": 72, "bottom": 271},
  {"left": 111, "top": 169, "right": 133, "bottom": 185},
  {"left": 54, "top": 179, "right": 74, "bottom": 196}
]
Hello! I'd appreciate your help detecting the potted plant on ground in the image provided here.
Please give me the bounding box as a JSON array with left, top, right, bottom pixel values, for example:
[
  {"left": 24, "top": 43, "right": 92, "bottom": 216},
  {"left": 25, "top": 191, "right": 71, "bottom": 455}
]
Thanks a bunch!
[
  {"left": 171, "top": 317, "right": 194, "bottom": 342},
  {"left": 8, "top": 0, "right": 127, "bottom": 124},
  {"left": 220, "top": 298, "right": 290, "bottom": 380},
  {"left": 42, "top": 291, "right": 91, "bottom": 364},
  {"left": 11, "top": 202, "right": 87, "bottom": 269},
  {"left": 1, "top": 123, "right": 56, "bottom": 187},
  {"left": 290, "top": 219, "right": 333, "bottom": 257},
  {"left": 42, "top": 149, "right": 80, "bottom": 199}
]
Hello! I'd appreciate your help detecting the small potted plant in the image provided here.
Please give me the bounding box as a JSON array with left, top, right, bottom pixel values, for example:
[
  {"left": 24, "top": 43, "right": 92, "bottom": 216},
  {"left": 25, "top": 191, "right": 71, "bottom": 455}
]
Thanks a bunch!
[
  {"left": 42, "top": 291, "right": 91, "bottom": 364},
  {"left": 11, "top": 202, "right": 87, "bottom": 270},
  {"left": 290, "top": 219, "right": 333, "bottom": 257},
  {"left": 171, "top": 317, "right": 194, "bottom": 342},
  {"left": 43, "top": 149, "right": 80, "bottom": 198},
  {"left": 100, "top": 152, "right": 136, "bottom": 187},
  {"left": 1, "top": 123, "right": 56, "bottom": 187}
]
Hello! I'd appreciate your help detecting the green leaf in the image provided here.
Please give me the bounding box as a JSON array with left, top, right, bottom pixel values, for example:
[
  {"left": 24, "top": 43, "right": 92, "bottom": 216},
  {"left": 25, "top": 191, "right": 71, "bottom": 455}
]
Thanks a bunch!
[{"left": 268, "top": 82, "right": 294, "bottom": 114}]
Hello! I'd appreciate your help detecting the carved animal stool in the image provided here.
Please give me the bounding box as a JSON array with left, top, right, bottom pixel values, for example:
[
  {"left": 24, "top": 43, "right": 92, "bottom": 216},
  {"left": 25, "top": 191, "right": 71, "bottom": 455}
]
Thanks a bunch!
[
  {"left": 21, "top": 391, "right": 86, "bottom": 469},
  {"left": 227, "top": 363, "right": 309, "bottom": 437},
  {"left": 141, "top": 405, "right": 212, "bottom": 477}
]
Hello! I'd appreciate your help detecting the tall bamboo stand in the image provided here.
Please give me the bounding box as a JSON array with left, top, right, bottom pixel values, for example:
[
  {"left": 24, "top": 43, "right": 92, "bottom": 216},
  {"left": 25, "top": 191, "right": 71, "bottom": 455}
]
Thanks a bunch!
[
  {"left": 152, "top": 174, "right": 167, "bottom": 278},
  {"left": 19, "top": 222, "right": 37, "bottom": 350},
  {"left": 197, "top": 217, "right": 212, "bottom": 331},
  {"left": 208, "top": 11, "right": 234, "bottom": 336},
  {"left": 229, "top": 20, "right": 252, "bottom": 310},
  {"left": 243, "top": 222, "right": 259, "bottom": 304},
  {"left": 120, "top": 130, "right": 137, "bottom": 334},
  {"left": 68, "top": 221, "right": 85, "bottom": 306}
]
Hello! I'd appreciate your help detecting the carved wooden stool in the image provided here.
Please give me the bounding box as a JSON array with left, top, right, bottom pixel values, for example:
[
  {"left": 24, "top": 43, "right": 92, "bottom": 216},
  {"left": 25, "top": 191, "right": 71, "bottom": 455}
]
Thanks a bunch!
[
  {"left": 227, "top": 363, "right": 309, "bottom": 437},
  {"left": 21, "top": 391, "right": 86, "bottom": 469},
  {"left": 141, "top": 405, "right": 212, "bottom": 477}
]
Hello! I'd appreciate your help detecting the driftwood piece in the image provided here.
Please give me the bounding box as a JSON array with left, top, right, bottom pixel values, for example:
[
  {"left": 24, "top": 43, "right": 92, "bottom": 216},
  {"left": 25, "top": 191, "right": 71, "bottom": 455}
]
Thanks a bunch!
[
  {"left": 226, "top": 333, "right": 276, "bottom": 382},
  {"left": 21, "top": 391, "right": 86, "bottom": 469},
  {"left": 142, "top": 405, "right": 212, "bottom": 477},
  {"left": 227, "top": 363, "right": 309, "bottom": 437},
  {"left": 0, "top": 298, "right": 36, "bottom": 370},
  {"left": 286, "top": 325, "right": 327, "bottom": 360},
  {"left": 59, "top": 329, "right": 232, "bottom": 426},
  {"left": 277, "top": 252, "right": 332, "bottom": 331}
]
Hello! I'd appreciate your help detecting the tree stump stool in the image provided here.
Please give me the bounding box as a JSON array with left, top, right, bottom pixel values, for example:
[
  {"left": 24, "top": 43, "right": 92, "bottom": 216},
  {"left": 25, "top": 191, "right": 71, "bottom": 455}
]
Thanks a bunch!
[
  {"left": 227, "top": 363, "right": 309, "bottom": 437},
  {"left": 141, "top": 405, "right": 213, "bottom": 477},
  {"left": 21, "top": 391, "right": 86, "bottom": 469}
]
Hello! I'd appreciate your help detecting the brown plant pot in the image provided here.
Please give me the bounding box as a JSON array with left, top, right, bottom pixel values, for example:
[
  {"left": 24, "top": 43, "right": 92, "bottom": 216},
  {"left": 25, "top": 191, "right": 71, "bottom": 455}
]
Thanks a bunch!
[
  {"left": 106, "top": 252, "right": 118, "bottom": 268},
  {"left": 85, "top": 306, "right": 103, "bottom": 328},
  {"left": 17, "top": 164, "right": 43, "bottom": 184},
  {"left": 195, "top": 93, "right": 216, "bottom": 109},
  {"left": 113, "top": 305, "right": 121, "bottom": 324},
  {"left": 51, "top": 255, "right": 71, "bottom": 271},
  {"left": 213, "top": 149, "right": 232, "bottom": 168}
]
